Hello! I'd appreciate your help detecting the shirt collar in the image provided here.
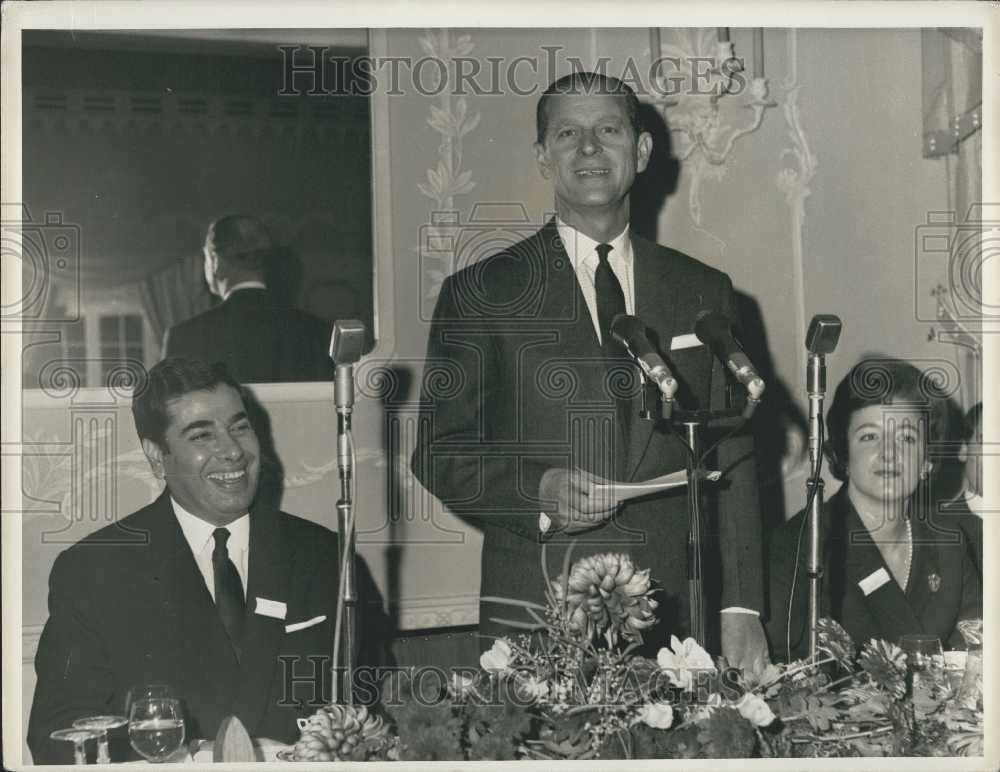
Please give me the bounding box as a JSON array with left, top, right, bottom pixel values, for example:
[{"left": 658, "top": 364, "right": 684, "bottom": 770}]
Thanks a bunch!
[
  {"left": 171, "top": 496, "right": 250, "bottom": 555},
  {"left": 223, "top": 281, "right": 267, "bottom": 300},
  {"left": 555, "top": 218, "right": 631, "bottom": 271}
]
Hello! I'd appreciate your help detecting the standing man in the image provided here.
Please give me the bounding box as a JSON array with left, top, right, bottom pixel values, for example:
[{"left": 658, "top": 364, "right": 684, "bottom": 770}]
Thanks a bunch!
[
  {"left": 412, "top": 73, "right": 767, "bottom": 666},
  {"left": 28, "top": 358, "right": 340, "bottom": 763},
  {"left": 163, "top": 215, "right": 335, "bottom": 383}
]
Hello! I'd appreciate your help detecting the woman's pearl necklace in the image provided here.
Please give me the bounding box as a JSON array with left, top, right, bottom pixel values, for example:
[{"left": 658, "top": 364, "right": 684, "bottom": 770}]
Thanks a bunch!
[{"left": 902, "top": 517, "right": 913, "bottom": 591}]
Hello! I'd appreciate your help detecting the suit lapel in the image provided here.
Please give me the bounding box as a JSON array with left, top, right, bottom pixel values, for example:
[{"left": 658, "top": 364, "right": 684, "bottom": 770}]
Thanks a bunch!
[
  {"left": 149, "top": 495, "right": 241, "bottom": 700},
  {"left": 233, "top": 504, "right": 292, "bottom": 732},
  {"left": 839, "top": 495, "right": 923, "bottom": 640},
  {"left": 626, "top": 236, "right": 680, "bottom": 481},
  {"left": 537, "top": 221, "right": 629, "bottom": 479}
]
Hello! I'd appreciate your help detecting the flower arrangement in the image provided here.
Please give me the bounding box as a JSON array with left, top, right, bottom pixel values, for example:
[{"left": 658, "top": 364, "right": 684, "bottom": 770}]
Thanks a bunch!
[{"left": 284, "top": 546, "right": 983, "bottom": 761}]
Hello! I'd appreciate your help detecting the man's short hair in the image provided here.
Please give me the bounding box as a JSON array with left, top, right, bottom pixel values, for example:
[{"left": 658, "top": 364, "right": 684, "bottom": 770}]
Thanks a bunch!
[
  {"left": 204, "top": 215, "right": 274, "bottom": 271},
  {"left": 824, "top": 357, "right": 951, "bottom": 481},
  {"left": 536, "top": 71, "right": 642, "bottom": 145},
  {"left": 133, "top": 358, "right": 243, "bottom": 449}
]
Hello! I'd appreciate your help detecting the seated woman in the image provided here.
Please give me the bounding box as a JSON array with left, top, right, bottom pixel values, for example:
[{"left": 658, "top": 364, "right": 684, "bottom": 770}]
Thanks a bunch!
[{"left": 766, "top": 358, "right": 982, "bottom": 661}]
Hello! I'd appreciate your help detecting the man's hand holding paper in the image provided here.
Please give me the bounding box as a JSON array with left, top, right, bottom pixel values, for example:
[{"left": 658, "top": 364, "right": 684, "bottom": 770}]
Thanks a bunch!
[{"left": 539, "top": 467, "right": 619, "bottom": 534}]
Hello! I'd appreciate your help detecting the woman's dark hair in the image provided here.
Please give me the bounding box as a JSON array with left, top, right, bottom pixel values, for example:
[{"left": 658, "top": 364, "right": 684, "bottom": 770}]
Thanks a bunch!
[{"left": 825, "top": 357, "right": 953, "bottom": 481}]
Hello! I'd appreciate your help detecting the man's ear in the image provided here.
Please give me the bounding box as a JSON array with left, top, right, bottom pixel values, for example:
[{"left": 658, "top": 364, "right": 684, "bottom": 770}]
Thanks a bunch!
[
  {"left": 141, "top": 438, "right": 166, "bottom": 479},
  {"left": 534, "top": 142, "right": 552, "bottom": 179},
  {"left": 636, "top": 131, "right": 653, "bottom": 174}
]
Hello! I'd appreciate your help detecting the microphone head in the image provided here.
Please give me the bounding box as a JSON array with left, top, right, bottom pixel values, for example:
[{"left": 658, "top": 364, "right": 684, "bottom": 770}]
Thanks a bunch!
[
  {"left": 694, "top": 310, "right": 732, "bottom": 345},
  {"left": 805, "top": 314, "right": 843, "bottom": 355},
  {"left": 610, "top": 313, "right": 639, "bottom": 349},
  {"left": 330, "top": 319, "right": 366, "bottom": 365}
]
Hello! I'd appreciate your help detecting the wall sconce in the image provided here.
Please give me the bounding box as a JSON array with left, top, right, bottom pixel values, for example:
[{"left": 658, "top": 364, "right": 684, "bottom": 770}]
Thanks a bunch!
[{"left": 649, "top": 28, "right": 776, "bottom": 166}]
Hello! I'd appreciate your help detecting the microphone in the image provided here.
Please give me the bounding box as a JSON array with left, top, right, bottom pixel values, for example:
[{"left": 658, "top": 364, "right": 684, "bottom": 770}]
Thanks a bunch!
[
  {"left": 610, "top": 314, "right": 678, "bottom": 417},
  {"left": 329, "top": 319, "right": 366, "bottom": 411},
  {"left": 805, "top": 314, "right": 842, "bottom": 465},
  {"left": 693, "top": 310, "right": 765, "bottom": 418}
]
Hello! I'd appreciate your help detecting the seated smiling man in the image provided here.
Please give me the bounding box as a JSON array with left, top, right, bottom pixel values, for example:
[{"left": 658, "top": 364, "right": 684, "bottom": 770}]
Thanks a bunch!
[{"left": 28, "top": 358, "right": 341, "bottom": 763}]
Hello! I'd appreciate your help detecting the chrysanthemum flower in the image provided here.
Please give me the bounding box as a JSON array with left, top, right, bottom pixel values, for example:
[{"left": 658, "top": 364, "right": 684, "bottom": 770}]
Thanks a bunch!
[{"left": 550, "top": 553, "right": 658, "bottom": 643}]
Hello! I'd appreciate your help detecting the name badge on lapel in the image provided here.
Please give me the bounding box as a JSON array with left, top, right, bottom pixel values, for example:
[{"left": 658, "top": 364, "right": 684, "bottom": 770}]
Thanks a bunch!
[
  {"left": 858, "top": 567, "right": 891, "bottom": 596},
  {"left": 254, "top": 597, "right": 287, "bottom": 620}
]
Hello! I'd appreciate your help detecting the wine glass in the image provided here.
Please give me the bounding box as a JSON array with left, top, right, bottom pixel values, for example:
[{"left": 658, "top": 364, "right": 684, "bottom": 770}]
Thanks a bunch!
[
  {"left": 128, "top": 697, "right": 186, "bottom": 763},
  {"left": 49, "top": 727, "right": 102, "bottom": 765},
  {"left": 72, "top": 715, "right": 128, "bottom": 764},
  {"left": 899, "top": 634, "right": 944, "bottom": 684},
  {"left": 124, "top": 684, "right": 172, "bottom": 717}
]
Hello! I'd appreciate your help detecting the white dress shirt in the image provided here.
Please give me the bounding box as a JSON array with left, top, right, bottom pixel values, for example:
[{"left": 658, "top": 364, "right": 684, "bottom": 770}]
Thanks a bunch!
[
  {"left": 172, "top": 498, "right": 250, "bottom": 600},
  {"left": 556, "top": 219, "right": 635, "bottom": 343}
]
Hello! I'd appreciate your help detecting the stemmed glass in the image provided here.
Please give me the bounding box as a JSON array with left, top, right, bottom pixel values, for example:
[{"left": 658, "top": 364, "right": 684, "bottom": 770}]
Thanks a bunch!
[
  {"left": 899, "top": 634, "right": 944, "bottom": 685},
  {"left": 128, "top": 697, "right": 186, "bottom": 763},
  {"left": 49, "top": 727, "right": 102, "bottom": 765},
  {"left": 72, "top": 715, "right": 128, "bottom": 764},
  {"left": 124, "top": 684, "right": 172, "bottom": 717}
]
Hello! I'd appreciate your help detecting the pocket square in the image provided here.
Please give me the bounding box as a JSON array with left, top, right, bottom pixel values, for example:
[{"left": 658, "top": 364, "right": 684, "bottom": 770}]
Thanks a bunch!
[
  {"left": 285, "top": 615, "right": 327, "bottom": 633},
  {"left": 670, "top": 333, "right": 702, "bottom": 351},
  {"left": 254, "top": 597, "right": 287, "bottom": 620}
]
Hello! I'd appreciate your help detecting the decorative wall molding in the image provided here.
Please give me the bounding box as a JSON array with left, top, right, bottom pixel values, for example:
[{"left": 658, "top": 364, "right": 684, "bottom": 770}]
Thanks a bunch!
[
  {"left": 775, "top": 29, "right": 818, "bottom": 398},
  {"left": 416, "top": 29, "right": 481, "bottom": 301},
  {"left": 394, "top": 594, "right": 479, "bottom": 631}
]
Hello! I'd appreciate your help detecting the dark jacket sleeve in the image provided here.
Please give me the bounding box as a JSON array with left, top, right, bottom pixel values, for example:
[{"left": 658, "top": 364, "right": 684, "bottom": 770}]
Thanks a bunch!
[
  {"left": 411, "top": 274, "right": 550, "bottom": 540},
  {"left": 711, "top": 275, "right": 765, "bottom": 613},
  {"left": 28, "top": 549, "right": 117, "bottom": 765}
]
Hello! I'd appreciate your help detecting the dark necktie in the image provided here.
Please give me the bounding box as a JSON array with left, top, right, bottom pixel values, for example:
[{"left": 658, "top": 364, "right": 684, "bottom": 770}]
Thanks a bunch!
[
  {"left": 594, "top": 243, "right": 626, "bottom": 356},
  {"left": 212, "top": 528, "right": 246, "bottom": 661},
  {"left": 594, "top": 243, "right": 632, "bottom": 454}
]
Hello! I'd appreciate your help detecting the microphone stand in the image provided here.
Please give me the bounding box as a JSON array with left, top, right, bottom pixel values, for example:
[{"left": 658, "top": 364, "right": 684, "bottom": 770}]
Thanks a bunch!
[
  {"left": 806, "top": 353, "right": 827, "bottom": 663},
  {"left": 334, "top": 363, "right": 358, "bottom": 704}
]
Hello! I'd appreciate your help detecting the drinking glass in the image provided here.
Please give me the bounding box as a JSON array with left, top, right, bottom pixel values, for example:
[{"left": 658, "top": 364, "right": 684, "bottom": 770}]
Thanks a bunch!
[
  {"left": 899, "top": 634, "right": 944, "bottom": 684},
  {"left": 956, "top": 618, "right": 983, "bottom": 710},
  {"left": 128, "top": 697, "right": 185, "bottom": 763},
  {"left": 49, "top": 727, "right": 102, "bottom": 765},
  {"left": 124, "top": 684, "right": 172, "bottom": 717},
  {"left": 72, "top": 715, "right": 128, "bottom": 764}
]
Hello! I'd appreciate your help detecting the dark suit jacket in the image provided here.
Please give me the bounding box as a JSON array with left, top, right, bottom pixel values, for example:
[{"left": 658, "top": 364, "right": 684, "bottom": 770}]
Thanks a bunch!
[
  {"left": 163, "top": 288, "right": 335, "bottom": 383},
  {"left": 765, "top": 485, "right": 982, "bottom": 662},
  {"left": 28, "top": 493, "right": 341, "bottom": 764},
  {"left": 412, "top": 221, "right": 763, "bottom": 650}
]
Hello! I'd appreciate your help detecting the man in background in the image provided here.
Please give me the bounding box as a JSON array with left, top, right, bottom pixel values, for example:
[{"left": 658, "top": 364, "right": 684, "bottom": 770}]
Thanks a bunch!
[
  {"left": 163, "top": 215, "right": 335, "bottom": 383},
  {"left": 28, "top": 358, "right": 341, "bottom": 763}
]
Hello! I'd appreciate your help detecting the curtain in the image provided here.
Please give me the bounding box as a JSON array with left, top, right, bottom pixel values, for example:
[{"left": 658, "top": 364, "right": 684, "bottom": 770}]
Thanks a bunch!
[{"left": 137, "top": 252, "right": 214, "bottom": 355}]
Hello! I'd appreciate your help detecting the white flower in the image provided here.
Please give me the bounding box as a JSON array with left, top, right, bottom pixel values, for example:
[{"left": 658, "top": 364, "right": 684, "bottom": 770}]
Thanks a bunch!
[
  {"left": 480, "top": 638, "right": 513, "bottom": 674},
  {"left": 634, "top": 701, "right": 675, "bottom": 729},
  {"left": 656, "top": 635, "right": 717, "bottom": 690},
  {"left": 690, "top": 692, "right": 722, "bottom": 722},
  {"left": 736, "top": 693, "right": 776, "bottom": 727},
  {"left": 519, "top": 675, "right": 550, "bottom": 701}
]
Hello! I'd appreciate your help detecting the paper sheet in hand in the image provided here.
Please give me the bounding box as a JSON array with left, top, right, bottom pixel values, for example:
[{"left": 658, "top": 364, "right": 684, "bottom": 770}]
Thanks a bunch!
[{"left": 591, "top": 469, "right": 721, "bottom": 504}]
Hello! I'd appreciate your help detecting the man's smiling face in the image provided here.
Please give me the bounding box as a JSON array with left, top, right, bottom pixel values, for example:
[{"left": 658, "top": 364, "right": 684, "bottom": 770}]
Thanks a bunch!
[
  {"left": 143, "top": 384, "right": 260, "bottom": 526},
  {"left": 534, "top": 92, "right": 652, "bottom": 228}
]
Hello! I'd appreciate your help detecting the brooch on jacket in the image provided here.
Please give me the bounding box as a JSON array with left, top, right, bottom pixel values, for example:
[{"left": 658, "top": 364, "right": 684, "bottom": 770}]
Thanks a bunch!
[{"left": 927, "top": 572, "right": 942, "bottom": 593}]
